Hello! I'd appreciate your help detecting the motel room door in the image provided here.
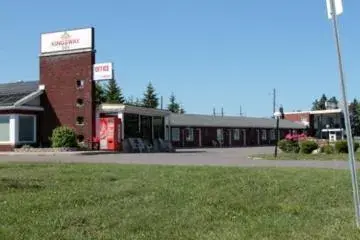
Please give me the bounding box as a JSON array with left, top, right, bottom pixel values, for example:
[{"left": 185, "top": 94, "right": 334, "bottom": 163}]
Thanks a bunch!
[{"left": 193, "top": 128, "right": 202, "bottom": 147}]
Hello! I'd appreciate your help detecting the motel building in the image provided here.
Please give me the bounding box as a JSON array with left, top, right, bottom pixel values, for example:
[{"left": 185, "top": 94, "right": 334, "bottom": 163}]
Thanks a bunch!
[{"left": 0, "top": 27, "right": 305, "bottom": 152}]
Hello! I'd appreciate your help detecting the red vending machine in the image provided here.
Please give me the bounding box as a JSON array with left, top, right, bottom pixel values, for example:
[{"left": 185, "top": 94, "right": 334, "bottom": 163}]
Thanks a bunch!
[{"left": 99, "top": 117, "right": 122, "bottom": 151}]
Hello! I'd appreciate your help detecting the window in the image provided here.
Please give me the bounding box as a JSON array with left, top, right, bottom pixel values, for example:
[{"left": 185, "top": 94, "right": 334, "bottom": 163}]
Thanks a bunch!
[
  {"left": 76, "top": 116, "right": 84, "bottom": 125},
  {"left": 217, "top": 128, "right": 223, "bottom": 141},
  {"left": 76, "top": 80, "right": 84, "bottom": 89},
  {"left": 76, "top": 98, "right": 84, "bottom": 107},
  {"left": 185, "top": 128, "right": 194, "bottom": 142},
  {"left": 270, "top": 129, "right": 276, "bottom": 140},
  {"left": 233, "top": 129, "right": 240, "bottom": 140},
  {"left": 171, "top": 128, "right": 180, "bottom": 141},
  {"left": 18, "top": 115, "right": 35, "bottom": 142},
  {"left": 0, "top": 116, "right": 10, "bottom": 142},
  {"left": 77, "top": 135, "right": 84, "bottom": 143},
  {"left": 261, "top": 129, "right": 267, "bottom": 141}
]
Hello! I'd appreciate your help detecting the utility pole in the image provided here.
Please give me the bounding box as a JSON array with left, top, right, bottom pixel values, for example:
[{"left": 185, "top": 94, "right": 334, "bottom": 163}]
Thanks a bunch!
[
  {"left": 221, "top": 107, "right": 224, "bottom": 117},
  {"left": 240, "top": 105, "right": 243, "bottom": 116},
  {"left": 213, "top": 107, "right": 216, "bottom": 116},
  {"left": 273, "top": 88, "right": 276, "bottom": 118}
]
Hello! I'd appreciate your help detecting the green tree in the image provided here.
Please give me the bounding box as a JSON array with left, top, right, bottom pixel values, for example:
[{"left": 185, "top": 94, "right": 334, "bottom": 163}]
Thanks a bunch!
[
  {"left": 125, "top": 95, "right": 143, "bottom": 107},
  {"left": 328, "top": 96, "right": 338, "bottom": 105},
  {"left": 312, "top": 94, "right": 328, "bottom": 110},
  {"left": 95, "top": 82, "right": 106, "bottom": 105},
  {"left": 104, "top": 79, "right": 125, "bottom": 104},
  {"left": 142, "top": 82, "right": 159, "bottom": 108},
  {"left": 349, "top": 98, "right": 360, "bottom": 136},
  {"left": 167, "top": 93, "right": 180, "bottom": 113}
]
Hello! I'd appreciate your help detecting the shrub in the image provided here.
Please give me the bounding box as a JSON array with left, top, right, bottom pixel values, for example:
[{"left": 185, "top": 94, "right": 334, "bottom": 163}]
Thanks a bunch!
[
  {"left": 278, "top": 139, "right": 299, "bottom": 153},
  {"left": 321, "top": 145, "right": 335, "bottom": 154},
  {"left": 335, "top": 140, "right": 360, "bottom": 153},
  {"left": 300, "top": 140, "right": 318, "bottom": 154},
  {"left": 50, "top": 126, "right": 78, "bottom": 148},
  {"left": 335, "top": 140, "right": 347, "bottom": 153},
  {"left": 355, "top": 142, "right": 360, "bottom": 152}
]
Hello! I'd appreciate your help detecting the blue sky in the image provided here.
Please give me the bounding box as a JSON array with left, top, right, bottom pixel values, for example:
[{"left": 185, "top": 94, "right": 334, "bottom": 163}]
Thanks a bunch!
[{"left": 1, "top": 0, "right": 360, "bottom": 117}]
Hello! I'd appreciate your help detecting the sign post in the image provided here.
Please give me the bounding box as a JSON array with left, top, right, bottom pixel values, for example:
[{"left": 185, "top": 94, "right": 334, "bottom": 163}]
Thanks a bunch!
[{"left": 326, "top": 0, "right": 360, "bottom": 228}]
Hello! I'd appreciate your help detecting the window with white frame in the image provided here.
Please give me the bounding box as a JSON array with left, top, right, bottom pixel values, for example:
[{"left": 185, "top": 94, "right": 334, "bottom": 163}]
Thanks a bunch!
[
  {"left": 18, "top": 115, "right": 35, "bottom": 142},
  {"left": 270, "top": 129, "right": 276, "bottom": 140},
  {"left": 171, "top": 128, "right": 180, "bottom": 141},
  {"left": 185, "top": 128, "right": 194, "bottom": 142},
  {"left": 261, "top": 129, "right": 267, "bottom": 141},
  {"left": 233, "top": 129, "right": 240, "bottom": 140},
  {"left": 0, "top": 116, "right": 10, "bottom": 142}
]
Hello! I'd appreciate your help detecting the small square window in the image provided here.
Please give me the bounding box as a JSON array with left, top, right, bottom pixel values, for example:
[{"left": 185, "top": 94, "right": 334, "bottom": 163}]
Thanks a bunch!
[
  {"left": 77, "top": 134, "right": 85, "bottom": 143},
  {"left": 76, "top": 116, "right": 84, "bottom": 125},
  {"left": 76, "top": 98, "right": 84, "bottom": 107},
  {"left": 76, "top": 80, "right": 84, "bottom": 89}
]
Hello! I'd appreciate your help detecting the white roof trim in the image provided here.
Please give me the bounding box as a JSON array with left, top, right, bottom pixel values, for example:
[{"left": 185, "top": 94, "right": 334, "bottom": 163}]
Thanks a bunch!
[
  {"left": 285, "top": 109, "right": 342, "bottom": 115},
  {"left": 98, "top": 104, "right": 171, "bottom": 116},
  {"left": 0, "top": 106, "right": 44, "bottom": 111},
  {"left": 13, "top": 89, "right": 44, "bottom": 107}
]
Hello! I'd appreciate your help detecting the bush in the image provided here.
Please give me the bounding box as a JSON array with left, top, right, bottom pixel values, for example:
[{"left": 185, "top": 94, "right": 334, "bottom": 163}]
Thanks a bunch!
[
  {"left": 278, "top": 139, "right": 299, "bottom": 153},
  {"left": 321, "top": 145, "right": 335, "bottom": 154},
  {"left": 355, "top": 142, "right": 360, "bottom": 152},
  {"left": 300, "top": 140, "right": 318, "bottom": 154},
  {"left": 50, "top": 126, "right": 78, "bottom": 148},
  {"left": 335, "top": 140, "right": 360, "bottom": 153}
]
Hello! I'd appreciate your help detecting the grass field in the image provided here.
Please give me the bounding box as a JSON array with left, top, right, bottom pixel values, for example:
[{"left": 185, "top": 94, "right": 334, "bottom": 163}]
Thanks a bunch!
[
  {"left": 1, "top": 163, "right": 360, "bottom": 239},
  {"left": 251, "top": 152, "right": 360, "bottom": 161}
]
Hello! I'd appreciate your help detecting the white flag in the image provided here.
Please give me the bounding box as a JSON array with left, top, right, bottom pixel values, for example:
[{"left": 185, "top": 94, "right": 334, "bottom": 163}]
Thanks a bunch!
[{"left": 326, "top": 0, "right": 343, "bottom": 19}]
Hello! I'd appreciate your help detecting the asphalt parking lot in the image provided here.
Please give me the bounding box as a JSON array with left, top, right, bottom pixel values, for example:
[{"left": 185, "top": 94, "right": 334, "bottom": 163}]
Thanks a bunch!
[{"left": 0, "top": 146, "right": 354, "bottom": 170}]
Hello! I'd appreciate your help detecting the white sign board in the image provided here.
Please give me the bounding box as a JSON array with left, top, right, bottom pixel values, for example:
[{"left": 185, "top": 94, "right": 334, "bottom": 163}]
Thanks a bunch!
[
  {"left": 93, "top": 62, "right": 113, "bottom": 81},
  {"left": 326, "top": 0, "right": 343, "bottom": 19},
  {"left": 41, "top": 28, "right": 93, "bottom": 54}
]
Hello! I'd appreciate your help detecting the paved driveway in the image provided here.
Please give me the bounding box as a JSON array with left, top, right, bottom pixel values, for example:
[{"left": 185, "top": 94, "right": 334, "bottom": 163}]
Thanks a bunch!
[{"left": 0, "top": 146, "right": 354, "bottom": 170}]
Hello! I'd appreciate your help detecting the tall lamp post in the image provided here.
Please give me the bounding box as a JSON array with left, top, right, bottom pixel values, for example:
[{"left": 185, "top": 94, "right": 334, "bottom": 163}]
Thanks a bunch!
[
  {"left": 273, "top": 111, "right": 281, "bottom": 158},
  {"left": 326, "top": 0, "right": 360, "bottom": 227}
]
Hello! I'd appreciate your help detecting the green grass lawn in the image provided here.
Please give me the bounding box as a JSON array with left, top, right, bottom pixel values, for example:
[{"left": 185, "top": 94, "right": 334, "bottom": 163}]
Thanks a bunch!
[
  {"left": 251, "top": 152, "right": 360, "bottom": 161},
  {"left": 1, "top": 163, "right": 360, "bottom": 239}
]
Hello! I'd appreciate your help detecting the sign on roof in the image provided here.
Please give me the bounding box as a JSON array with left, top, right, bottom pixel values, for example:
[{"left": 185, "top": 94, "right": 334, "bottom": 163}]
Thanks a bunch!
[
  {"left": 41, "top": 28, "right": 93, "bottom": 54},
  {"left": 93, "top": 62, "right": 113, "bottom": 81}
]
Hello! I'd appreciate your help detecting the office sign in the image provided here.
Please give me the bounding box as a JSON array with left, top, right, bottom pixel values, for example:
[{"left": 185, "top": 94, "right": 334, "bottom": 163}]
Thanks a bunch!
[{"left": 93, "top": 62, "right": 113, "bottom": 81}]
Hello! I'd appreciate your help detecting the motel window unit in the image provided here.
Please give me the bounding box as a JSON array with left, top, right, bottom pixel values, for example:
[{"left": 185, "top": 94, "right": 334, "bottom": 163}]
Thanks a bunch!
[
  {"left": 185, "top": 128, "right": 194, "bottom": 142},
  {"left": 77, "top": 134, "right": 85, "bottom": 143},
  {"left": 76, "top": 98, "right": 84, "bottom": 107},
  {"left": 171, "top": 128, "right": 180, "bottom": 141},
  {"left": 261, "top": 129, "right": 267, "bottom": 141},
  {"left": 233, "top": 129, "right": 240, "bottom": 140},
  {"left": 76, "top": 116, "right": 84, "bottom": 125},
  {"left": 217, "top": 128, "right": 223, "bottom": 141},
  {"left": 0, "top": 116, "right": 10, "bottom": 142},
  {"left": 270, "top": 129, "right": 276, "bottom": 140},
  {"left": 18, "top": 115, "right": 35, "bottom": 142},
  {"left": 76, "top": 80, "right": 85, "bottom": 89}
]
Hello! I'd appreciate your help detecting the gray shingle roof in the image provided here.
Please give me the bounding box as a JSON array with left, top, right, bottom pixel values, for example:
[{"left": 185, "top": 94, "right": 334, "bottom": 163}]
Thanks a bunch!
[
  {"left": 0, "top": 81, "right": 39, "bottom": 106},
  {"left": 168, "top": 113, "right": 305, "bottom": 129}
]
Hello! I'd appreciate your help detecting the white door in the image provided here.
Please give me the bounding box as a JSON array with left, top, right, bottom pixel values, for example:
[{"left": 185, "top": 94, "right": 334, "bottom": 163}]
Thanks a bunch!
[{"left": 330, "top": 133, "right": 336, "bottom": 142}]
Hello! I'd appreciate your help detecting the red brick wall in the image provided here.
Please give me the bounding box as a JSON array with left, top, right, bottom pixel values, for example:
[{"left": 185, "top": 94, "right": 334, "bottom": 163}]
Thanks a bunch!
[
  {"left": 284, "top": 113, "right": 310, "bottom": 123},
  {"left": 39, "top": 51, "right": 95, "bottom": 147},
  {"left": 0, "top": 145, "right": 14, "bottom": 151}
]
